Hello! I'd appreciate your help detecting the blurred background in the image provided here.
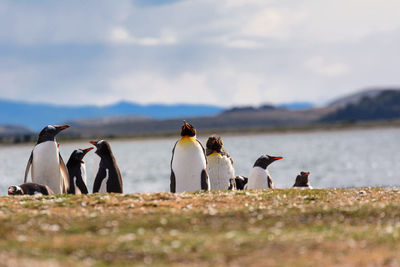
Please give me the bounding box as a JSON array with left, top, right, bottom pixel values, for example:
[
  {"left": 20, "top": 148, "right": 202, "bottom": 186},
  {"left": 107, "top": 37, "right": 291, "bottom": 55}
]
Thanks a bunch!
[{"left": 1, "top": 0, "right": 400, "bottom": 193}]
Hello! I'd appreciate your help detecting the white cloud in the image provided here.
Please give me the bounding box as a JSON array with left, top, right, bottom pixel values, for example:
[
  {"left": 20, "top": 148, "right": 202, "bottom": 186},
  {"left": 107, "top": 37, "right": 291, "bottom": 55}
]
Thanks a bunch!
[
  {"left": 109, "top": 27, "right": 177, "bottom": 46},
  {"left": 305, "top": 57, "right": 350, "bottom": 77}
]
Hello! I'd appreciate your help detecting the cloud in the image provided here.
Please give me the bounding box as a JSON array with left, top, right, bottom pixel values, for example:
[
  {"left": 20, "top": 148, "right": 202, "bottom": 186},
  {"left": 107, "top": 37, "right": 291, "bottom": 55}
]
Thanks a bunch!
[
  {"left": 305, "top": 57, "right": 350, "bottom": 77},
  {"left": 109, "top": 27, "right": 177, "bottom": 46}
]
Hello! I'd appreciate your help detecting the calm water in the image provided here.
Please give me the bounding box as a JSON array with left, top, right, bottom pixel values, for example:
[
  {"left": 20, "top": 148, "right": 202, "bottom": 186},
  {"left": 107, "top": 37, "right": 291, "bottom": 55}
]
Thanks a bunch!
[{"left": 1, "top": 128, "right": 399, "bottom": 195}]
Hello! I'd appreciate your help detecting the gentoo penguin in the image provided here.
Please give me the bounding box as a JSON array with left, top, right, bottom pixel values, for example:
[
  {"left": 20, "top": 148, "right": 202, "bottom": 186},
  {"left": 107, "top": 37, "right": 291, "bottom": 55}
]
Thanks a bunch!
[
  {"left": 170, "top": 121, "right": 209, "bottom": 193},
  {"left": 247, "top": 155, "right": 283, "bottom": 189},
  {"left": 66, "top": 147, "right": 93, "bottom": 194},
  {"left": 206, "top": 135, "right": 235, "bottom": 190},
  {"left": 24, "top": 125, "right": 70, "bottom": 194},
  {"left": 228, "top": 176, "right": 248, "bottom": 190},
  {"left": 8, "top": 183, "right": 54, "bottom": 195},
  {"left": 91, "top": 140, "right": 123, "bottom": 193},
  {"left": 293, "top": 171, "right": 312, "bottom": 189}
]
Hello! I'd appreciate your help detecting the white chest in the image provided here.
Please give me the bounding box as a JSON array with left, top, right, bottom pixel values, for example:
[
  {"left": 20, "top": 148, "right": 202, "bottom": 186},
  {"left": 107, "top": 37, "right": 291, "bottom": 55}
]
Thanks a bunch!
[
  {"left": 172, "top": 138, "right": 207, "bottom": 193},
  {"left": 207, "top": 153, "right": 235, "bottom": 190},
  {"left": 247, "top": 166, "right": 270, "bottom": 189},
  {"left": 32, "top": 141, "right": 62, "bottom": 193}
]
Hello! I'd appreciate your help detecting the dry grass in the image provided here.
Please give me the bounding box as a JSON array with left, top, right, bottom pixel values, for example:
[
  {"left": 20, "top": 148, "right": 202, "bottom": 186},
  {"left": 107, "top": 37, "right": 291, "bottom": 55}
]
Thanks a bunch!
[{"left": 0, "top": 188, "right": 400, "bottom": 266}]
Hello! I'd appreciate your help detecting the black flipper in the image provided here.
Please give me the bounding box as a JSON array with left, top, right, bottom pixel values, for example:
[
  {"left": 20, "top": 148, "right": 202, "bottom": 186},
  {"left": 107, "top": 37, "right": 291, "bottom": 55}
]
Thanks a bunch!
[
  {"left": 170, "top": 141, "right": 177, "bottom": 193},
  {"left": 201, "top": 169, "right": 209, "bottom": 190},
  {"left": 170, "top": 170, "right": 176, "bottom": 193},
  {"left": 93, "top": 167, "right": 107, "bottom": 193},
  {"left": 267, "top": 175, "right": 274, "bottom": 189},
  {"left": 75, "top": 173, "right": 89, "bottom": 194},
  {"left": 24, "top": 151, "right": 33, "bottom": 183}
]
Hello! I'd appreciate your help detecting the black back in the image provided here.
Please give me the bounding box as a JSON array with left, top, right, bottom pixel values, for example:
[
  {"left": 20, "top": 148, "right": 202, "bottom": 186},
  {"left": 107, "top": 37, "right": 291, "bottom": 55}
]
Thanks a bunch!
[
  {"left": 293, "top": 171, "right": 311, "bottom": 187},
  {"left": 66, "top": 148, "right": 92, "bottom": 194},
  {"left": 92, "top": 140, "right": 123, "bottom": 193}
]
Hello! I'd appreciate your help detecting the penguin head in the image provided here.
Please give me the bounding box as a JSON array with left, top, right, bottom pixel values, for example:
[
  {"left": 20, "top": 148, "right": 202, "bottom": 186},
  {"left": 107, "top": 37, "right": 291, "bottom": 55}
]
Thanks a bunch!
[
  {"left": 253, "top": 154, "right": 283, "bottom": 169},
  {"left": 90, "top": 140, "right": 112, "bottom": 157},
  {"left": 8, "top": 185, "right": 23, "bottom": 195},
  {"left": 180, "top": 121, "right": 196, "bottom": 137},
  {"left": 206, "top": 135, "right": 223, "bottom": 152},
  {"left": 37, "top": 125, "right": 70, "bottom": 144},
  {"left": 70, "top": 147, "right": 94, "bottom": 162},
  {"left": 294, "top": 171, "right": 310, "bottom": 187}
]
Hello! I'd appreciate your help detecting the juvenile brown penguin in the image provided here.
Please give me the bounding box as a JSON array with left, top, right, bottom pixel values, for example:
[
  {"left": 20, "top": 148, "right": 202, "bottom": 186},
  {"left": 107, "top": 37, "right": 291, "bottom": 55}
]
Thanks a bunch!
[
  {"left": 206, "top": 135, "right": 235, "bottom": 190},
  {"left": 293, "top": 171, "right": 312, "bottom": 189}
]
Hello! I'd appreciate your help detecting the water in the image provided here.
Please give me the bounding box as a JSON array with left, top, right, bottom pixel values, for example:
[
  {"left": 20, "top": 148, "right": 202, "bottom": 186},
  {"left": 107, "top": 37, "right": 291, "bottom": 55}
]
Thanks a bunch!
[{"left": 1, "top": 128, "right": 399, "bottom": 195}]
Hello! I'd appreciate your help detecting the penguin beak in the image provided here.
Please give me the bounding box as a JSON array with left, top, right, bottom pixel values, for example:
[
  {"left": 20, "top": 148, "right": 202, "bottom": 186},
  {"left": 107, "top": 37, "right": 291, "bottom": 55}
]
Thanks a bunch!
[
  {"left": 8, "top": 188, "right": 13, "bottom": 195},
  {"left": 83, "top": 147, "right": 94, "bottom": 154},
  {"left": 305, "top": 172, "right": 310, "bottom": 176},
  {"left": 58, "top": 125, "right": 70, "bottom": 130},
  {"left": 272, "top": 156, "right": 283, "bottom": 160},
  {"left": 90, "top": 141, "right": 97, "bottom": 146}
]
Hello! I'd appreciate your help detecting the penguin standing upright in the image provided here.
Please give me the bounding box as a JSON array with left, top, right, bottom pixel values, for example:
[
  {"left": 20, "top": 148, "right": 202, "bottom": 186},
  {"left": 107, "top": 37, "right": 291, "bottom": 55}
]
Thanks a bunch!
[
  {"left": 8, "top": 183, "right": 54, "bottom": 195},
  {"left": 170, "top": 121, "right": 209, "bottom": 193},
  {"left": 24, "top": 125, "right": 70, "bottom": 194},
  {"left": 247, "top": 155, "right": 283, "bottom": 189},
  {"left": 91, "top": 140, "right": 123, "bottom": 193},
  {"left": 66, "top": 147, "right": 93, "bottom": 194},
  {"left": 206, "top": 135, "right": 235, "bottom": 190}
]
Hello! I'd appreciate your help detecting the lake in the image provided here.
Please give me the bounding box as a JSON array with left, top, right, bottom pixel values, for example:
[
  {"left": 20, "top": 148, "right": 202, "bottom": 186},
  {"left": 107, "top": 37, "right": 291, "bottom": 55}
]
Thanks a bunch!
[{"left": 1, "top": 127, "right": 399, "bottom": 195}]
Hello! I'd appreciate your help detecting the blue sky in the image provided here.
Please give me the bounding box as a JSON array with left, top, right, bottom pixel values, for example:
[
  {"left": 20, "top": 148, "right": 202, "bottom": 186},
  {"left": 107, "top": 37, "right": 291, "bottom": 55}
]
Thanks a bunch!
[{"left": 1, "top": 0, "right": 400, "bottom": 107}]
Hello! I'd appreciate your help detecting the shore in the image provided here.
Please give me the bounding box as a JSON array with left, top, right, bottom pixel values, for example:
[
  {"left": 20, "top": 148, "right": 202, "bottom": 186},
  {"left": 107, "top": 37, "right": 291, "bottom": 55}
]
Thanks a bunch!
[{"left": 1, "top": 188, "right": 399, "bottom": 266}]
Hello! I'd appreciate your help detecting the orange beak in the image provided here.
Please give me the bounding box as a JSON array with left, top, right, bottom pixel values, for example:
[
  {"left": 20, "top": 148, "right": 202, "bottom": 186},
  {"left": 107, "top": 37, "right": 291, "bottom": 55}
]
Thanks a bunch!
[
  {"left": 273, "top": 156, "right": 283, "bottom": 160},
  {"left": 305, "top": 172, "right": 310, "bottom": 176},
  {"left": 90, "top": 141, "right": 97, "bottom": 145},
  {"left": 59, "top": 125, "right": 70, "bottom": 130},
  {"left": 8, "top": 188, "right": 13, "bottom": 194}
]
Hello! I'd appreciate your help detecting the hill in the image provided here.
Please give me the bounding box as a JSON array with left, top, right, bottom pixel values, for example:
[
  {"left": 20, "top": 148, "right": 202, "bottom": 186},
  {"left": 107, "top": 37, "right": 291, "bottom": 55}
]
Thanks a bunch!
[
  {"left": 0, "top": 99, "right": 223, "bottom": 131},
  {"left": 322, "top": 89, "right": 400, "bottom": 122}
]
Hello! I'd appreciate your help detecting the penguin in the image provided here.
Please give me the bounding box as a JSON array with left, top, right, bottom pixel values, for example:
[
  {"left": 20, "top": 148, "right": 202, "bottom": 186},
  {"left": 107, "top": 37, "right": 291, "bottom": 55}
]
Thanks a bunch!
[
  {"left": 247, "top": 155, "right": 283, "bottom": 189},
  {"left": 23, "top": 125, "right": 70, "bottom": 194},
  {"left": 170, "top": 121, "right": 209, "bottom": 193},
  {"left": 293, "top": 171, "right": 312, "bottom": 189},
  {"left": 206, "top": 135, "right": 235, "bottom": 190},
  {"left": 66, "top": 147, "right": 93, "bottom": 194},
  {"left": 91, "top": 140, "right": 123, "bottom": 193},
  {"left": 8, "top": 183, "right": 54, "bottom": 195},
  {"left": 228, "top": 176, "right": 248, "bottom": 190}
]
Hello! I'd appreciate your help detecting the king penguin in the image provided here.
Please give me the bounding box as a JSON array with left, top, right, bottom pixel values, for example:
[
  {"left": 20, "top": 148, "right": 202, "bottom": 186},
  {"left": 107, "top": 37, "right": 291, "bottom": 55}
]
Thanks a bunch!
[
  {"left": 66, "top": 147, "right": 93, "bottom": 194},
  {"left": 170, "top": 121, "right": 209, "bottom": 193},
  {"left": 24, "top": 125, "right": 70, "bottom": 194},
  {"left": 247, "top": 155, "right": 283, "bottom": 189},
  {"left": 206, "top": 135, "right": 235, "bottom": 190},
  {"left": 91, "top": 140, "right": 123, "bottom": 193}
]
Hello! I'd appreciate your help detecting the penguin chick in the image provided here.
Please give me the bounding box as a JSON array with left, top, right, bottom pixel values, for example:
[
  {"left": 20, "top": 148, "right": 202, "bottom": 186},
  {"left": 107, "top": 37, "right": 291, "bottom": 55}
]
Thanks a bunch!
[
  {"left": 247, "top": 155, "right": 283, "bottom": 189},
  {"left": 293, "top": 171, "right": 312, "bottom": 189},
  {"left": 206, "top": 135, "right": 235, "bottom": 190},
  {"left": 91, "top": 140, "right": 123, "bottom": 193},
  {"left": 8, "top": 183, "right": 54, "bottom": 195},
  {"left": 170, "top": 121, "right": 209, "bottom": 193},
  {"left": 228, "top": 176, "right": 248, "bottom": 190},
  {"left": 67, "top": 147, "right": 93, "bottom": 194}
]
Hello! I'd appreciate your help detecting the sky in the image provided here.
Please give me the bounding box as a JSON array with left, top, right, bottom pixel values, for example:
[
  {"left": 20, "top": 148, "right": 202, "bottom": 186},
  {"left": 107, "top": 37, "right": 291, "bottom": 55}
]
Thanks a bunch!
[{"left": 1, "top": 0, "right": 400, "bottom": 107}]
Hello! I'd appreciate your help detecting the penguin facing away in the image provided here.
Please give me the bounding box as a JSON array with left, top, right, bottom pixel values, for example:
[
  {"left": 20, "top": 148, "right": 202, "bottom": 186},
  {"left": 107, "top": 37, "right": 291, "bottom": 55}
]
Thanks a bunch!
[
  {"left": 206, "top": 135, "right": 235, "bottom": 190},
  {"left": 8, "top": 183, "right": 54, "bottom": 195},
  {"left": 293, "top": 171, "right": 312, "bottom": 189},
  {"left": 24, "top": 125, "right": 70, "bottom": 194},
  {"left": 170, "top": 121, "right": 209, "bottom": 193},
  {"left": 91, "top": 140, "right": 123, "bottom": 193},
  {"left": 247, "top": 155, "right": 283, "bottom": 189},
  {"left": 66, "top": 147, "right": 93, "bottom": 194}
]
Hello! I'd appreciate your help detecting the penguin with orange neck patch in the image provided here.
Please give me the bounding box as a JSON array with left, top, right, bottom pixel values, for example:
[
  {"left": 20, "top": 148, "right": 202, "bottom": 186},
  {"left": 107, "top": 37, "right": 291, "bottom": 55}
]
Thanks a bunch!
[
  {"left": 170, "top": 121, "right": 209, "bottom": 193},
  {"left": 206, "top": 135, "right": 235, "bottom": 190}
]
